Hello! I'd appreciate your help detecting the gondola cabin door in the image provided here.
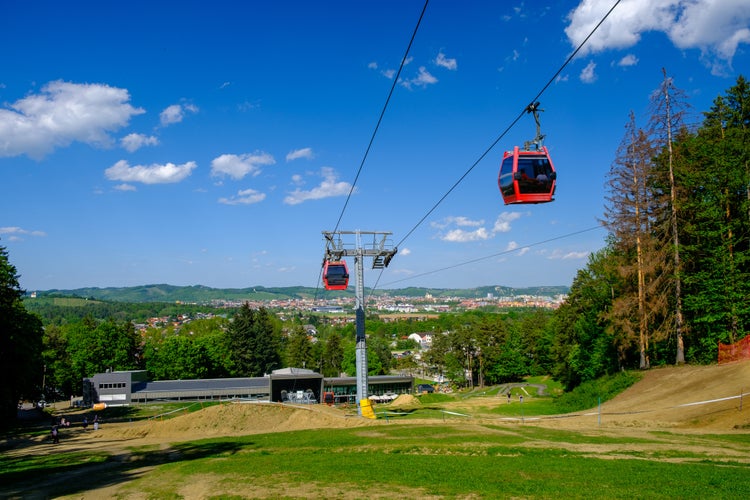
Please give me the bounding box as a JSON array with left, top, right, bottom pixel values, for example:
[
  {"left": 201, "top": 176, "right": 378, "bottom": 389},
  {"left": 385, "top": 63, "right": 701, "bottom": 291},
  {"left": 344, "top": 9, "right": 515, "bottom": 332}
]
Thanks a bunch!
[
  {"left": 322, "top": 260, "right": 349, "bottom": 290},
  {"left": 498, "top": 146, "right": 556, "bottom": 204}
]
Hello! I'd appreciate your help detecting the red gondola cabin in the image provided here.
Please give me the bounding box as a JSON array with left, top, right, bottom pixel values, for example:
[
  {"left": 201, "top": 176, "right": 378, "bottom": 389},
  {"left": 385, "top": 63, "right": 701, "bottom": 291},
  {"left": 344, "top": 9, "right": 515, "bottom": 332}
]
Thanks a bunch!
[
  {"left": 322, "top": 260, "right": 349, "bottom": 290},
  {"left": 498, "top": 146, "right": 556, "bottom": 205}
]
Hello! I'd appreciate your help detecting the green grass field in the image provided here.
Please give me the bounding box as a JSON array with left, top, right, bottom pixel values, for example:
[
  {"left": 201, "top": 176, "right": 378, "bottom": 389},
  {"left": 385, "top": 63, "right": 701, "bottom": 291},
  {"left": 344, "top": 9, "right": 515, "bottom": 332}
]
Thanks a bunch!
[
  {"left": 126, "top": 428, "right": 748, "bottom": 499},
  {"left": 2, "top": 412, "right": 749, "bottom": 498},
  {"left": 3, "top": 371, "right": 748, "bottom": 498}
]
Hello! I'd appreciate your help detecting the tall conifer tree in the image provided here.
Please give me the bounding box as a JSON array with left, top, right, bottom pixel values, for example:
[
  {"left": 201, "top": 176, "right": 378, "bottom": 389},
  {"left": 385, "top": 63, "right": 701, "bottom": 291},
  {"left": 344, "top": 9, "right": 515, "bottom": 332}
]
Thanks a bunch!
[
  {"left": 226, "top": 303, "right": 281, "bottom": 377},
  {"left": 0, "top": 245, "right": 44, "bottom": 425}
]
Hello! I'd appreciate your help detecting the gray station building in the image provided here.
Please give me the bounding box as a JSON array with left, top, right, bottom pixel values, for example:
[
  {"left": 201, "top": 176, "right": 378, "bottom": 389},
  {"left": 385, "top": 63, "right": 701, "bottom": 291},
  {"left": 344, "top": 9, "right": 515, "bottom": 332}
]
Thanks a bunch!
[{"left": 83, "top": 368, "right": 413, "bottom": 407}]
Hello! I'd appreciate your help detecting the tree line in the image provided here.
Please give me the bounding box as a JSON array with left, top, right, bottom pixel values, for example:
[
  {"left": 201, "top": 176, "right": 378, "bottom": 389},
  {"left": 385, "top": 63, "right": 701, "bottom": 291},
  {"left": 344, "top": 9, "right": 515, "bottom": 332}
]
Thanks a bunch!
[{"left": 35, "top": 302, "right": 558, "bottom": 403}]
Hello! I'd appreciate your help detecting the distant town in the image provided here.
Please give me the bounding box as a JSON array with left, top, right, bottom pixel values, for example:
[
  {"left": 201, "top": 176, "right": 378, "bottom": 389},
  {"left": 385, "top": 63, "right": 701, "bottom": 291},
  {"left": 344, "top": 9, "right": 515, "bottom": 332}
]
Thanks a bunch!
[
  {"left": 207, "top": 290, "right": 565, "bottom": 314},
  {"left": 131, "top": 290, "right": 565, "bottom": 333},
  {"left": 28, "top": 284, "right": 567, "bottom": 332}
]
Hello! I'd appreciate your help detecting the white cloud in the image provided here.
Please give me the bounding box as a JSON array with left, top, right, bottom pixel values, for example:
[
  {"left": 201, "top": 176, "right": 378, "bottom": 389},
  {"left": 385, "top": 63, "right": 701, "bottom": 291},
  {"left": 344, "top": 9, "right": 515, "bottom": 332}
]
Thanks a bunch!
[
  {"left": 415, "top": 67, "right": 438, "bottom": 86},
  {"left": 283, "top": 167, "right": 353, "bottom": 205},
  {"left": 286, "top": 147, "right": 314, "bottom": 161},
  {"left": 369, "top": 61, "right": 396, "bottom": 79},
  {"left": 121, "top": 133, "right": 159, "bottom": 152},
  {"left": 431, "top": 216, "right": 484, "bottom": 229},
  {"left": 618, "top": 53, "right": 639, "bottom": 66},
  {"left": 580, "top": 61, "right": 597, "bottom": 83},
  {"left": 218, "top": 188, "right": 266, "bottom": 205},
  {"left": 548, "top": 249, "right": 590, "bottom": 260},
  {"left": 434, "top": 212, "right": 525, "bottom": 243},
  {"left": 0, "top": 226, "right": 46, "bottom": 241},
  {"left": 105, "top": 160, "right": 197, "bottom": 184},
  {"left": 435, "top": 52, "right": 457, "bottom": 70},
  {"left": 566, "top": 0, "right": 750, "bottom": 74},
  {"left": 0, "top": 80, "right": 144, "bottom": 159},
  {"left": 159, "top": 103, "right": 198, "bottom": 126},
  {"left": 401, "top": 66, "right": 438, "bottom": 89},
  {"left": 453, "top": 216, "right": 483, "bottom": 227},
  {"left": 382, "top": 69, "right": 396, "bottom": 79},
  {"left": 399, "top": 248, "right": 412, "bottom": 256},
  {"left": 114, "top": 183, "right": 136, "bottom": 191},
  {"left": 505, "top": 241, "right": 529, "bottom": 255},
  {"left": 442, "top": 227, "right": 490, "bottom": 242},
  {"left": 493, "top": 212, "right": 523, "bottom": 233},
  {"left": 210, "top": 152, "right": 275, "bottom": 180},
  {"left": 159, "top": 104, "right": 182, "bottom": 125}
]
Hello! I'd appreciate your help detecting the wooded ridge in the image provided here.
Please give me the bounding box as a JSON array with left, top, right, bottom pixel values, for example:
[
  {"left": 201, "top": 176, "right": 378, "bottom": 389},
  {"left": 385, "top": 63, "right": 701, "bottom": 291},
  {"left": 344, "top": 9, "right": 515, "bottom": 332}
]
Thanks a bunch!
[{"left": 33, "top": 283, "right": 570, "bottom": 303}]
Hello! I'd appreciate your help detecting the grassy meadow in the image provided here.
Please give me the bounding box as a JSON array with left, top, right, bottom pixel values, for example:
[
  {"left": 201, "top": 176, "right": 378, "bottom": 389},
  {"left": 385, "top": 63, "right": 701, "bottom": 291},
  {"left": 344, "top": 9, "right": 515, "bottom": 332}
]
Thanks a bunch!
[
  {"left": 2, "top": 371, "right": 749, "bottom": 498},
  {"left": 2, "top": 420, "right": 749, "bottom": 498}
]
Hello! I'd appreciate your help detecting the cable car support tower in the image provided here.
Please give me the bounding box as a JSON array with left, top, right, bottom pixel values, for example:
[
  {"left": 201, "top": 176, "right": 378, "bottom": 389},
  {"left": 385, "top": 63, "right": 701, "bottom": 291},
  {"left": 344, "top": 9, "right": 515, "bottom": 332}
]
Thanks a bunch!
[{"left": 322, "top": 230, "right": 397, "bottom": 416}]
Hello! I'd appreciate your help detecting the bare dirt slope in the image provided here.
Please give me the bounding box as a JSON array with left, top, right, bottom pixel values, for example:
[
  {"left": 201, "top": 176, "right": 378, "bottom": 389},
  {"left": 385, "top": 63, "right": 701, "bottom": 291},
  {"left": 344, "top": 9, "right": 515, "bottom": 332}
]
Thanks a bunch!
[
  {"left": 546, "top": 360, "right": 750, "bottom": 431},
  {"left": 91, "top": 401, "right": 372, "bottom": 448}
]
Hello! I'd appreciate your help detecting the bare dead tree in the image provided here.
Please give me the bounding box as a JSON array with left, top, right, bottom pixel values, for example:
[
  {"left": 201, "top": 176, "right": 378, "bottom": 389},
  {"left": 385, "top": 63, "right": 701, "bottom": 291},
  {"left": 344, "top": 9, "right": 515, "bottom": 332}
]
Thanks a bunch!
[
  {"left": 649, "top": 69, "right": 691, "bottom": 364},
  {"left": 603, "top": 112, "right": 657, "bottom": 369}
]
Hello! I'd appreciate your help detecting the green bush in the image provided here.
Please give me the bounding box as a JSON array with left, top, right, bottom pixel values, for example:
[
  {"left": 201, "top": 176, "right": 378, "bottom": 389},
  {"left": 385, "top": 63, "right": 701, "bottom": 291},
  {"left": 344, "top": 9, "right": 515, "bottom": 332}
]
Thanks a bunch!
[{"left": 553, "top": 371, "right": 641, "bottom": 414}]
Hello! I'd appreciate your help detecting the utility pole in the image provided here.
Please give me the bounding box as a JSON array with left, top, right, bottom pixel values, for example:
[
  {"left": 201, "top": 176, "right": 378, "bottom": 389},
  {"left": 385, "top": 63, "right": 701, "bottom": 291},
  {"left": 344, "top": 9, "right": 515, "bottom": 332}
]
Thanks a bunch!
[{"left": 322, "top": 230, "right": 397, "bottom": 415}]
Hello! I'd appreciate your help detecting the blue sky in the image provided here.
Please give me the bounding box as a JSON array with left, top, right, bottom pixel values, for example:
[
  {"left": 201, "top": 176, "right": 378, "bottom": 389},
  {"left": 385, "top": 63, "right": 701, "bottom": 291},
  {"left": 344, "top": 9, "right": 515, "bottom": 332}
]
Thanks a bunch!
[{"left": 2, "top": 0, "right": 749, "bottom": 291}]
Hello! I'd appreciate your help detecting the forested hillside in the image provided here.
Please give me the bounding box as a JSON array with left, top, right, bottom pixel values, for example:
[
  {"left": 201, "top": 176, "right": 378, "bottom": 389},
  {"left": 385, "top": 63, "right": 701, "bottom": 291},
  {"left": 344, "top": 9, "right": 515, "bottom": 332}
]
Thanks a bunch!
[{"left": 553, "top": 74, "right": 750, "bottom": 389}]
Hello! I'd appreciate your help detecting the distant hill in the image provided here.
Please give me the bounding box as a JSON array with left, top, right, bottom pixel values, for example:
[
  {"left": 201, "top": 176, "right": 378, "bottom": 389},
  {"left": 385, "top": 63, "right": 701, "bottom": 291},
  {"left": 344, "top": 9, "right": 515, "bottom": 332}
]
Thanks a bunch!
[
  {"left": 34, "top": 284, "right": 569, "bottom": 303},
  {"left": 38, "top": 284, "right": 319, "bottom": 303}
]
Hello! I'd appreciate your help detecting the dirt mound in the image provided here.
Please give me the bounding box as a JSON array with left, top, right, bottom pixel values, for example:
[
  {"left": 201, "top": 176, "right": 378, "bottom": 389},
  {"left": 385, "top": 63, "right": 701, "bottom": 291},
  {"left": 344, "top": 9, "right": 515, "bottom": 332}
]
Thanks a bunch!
[
  {"left": 549, "top": 361, "right": 750, "bottom": 431},
  {"left": 102, "top": 402, "right": 368, "bottom": 444},
  {"left": 387, "top": 394, "right": 421, "bottom": 410}
]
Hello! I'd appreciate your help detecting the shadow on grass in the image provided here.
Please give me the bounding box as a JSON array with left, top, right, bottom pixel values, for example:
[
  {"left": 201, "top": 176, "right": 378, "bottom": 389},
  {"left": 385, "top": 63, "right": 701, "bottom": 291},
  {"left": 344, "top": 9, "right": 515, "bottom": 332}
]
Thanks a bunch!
[{"left": 0, "top": 439, "right": 249, "bottom": 498}]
